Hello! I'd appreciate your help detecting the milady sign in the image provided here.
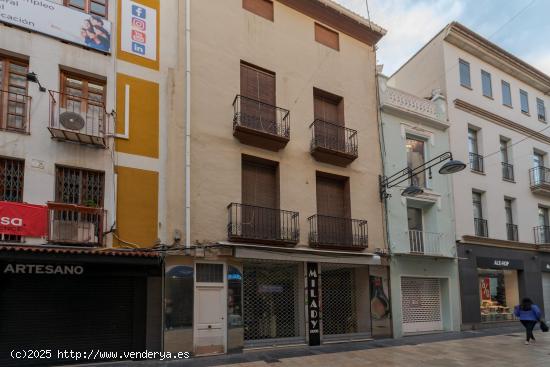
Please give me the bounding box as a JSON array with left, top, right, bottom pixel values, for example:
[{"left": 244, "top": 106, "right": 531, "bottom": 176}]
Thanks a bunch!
[
  {"left": 3, "top": 263, "right": 84, "bottom": 275},
  {"left": 306, "top": 263, "right": 320, "bottom": 346}
]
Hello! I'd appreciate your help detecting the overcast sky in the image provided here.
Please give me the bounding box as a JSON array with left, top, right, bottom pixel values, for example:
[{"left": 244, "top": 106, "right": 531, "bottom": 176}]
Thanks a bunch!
[{"left": 335, "top": 0, "right": 550, "bottom": 76}]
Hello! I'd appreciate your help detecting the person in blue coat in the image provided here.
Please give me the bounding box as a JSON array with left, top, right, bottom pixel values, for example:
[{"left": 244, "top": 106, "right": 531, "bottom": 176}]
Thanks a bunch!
[{"left": 514, "top": 298, "right": 542, "bottom": 345}]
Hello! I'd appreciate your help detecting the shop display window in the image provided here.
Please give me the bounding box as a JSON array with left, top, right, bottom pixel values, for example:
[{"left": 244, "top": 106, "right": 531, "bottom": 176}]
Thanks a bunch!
[{"left": 478, "top": 269, "right": 519, "bottom": 322}]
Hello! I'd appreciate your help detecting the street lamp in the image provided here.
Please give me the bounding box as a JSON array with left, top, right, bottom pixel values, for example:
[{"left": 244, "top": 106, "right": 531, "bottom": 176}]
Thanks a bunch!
[
  {"left": 379, "top": 151, "right": 466, "bottom": 201},
  {"left": 26, "top": 72, "right": 46, "bottom": 92}
]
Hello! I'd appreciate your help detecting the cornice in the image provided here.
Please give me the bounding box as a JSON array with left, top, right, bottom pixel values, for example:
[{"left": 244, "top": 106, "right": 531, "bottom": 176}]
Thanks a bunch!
[{"left": 460, "top": 235, "right": 537, "bottom": 251}]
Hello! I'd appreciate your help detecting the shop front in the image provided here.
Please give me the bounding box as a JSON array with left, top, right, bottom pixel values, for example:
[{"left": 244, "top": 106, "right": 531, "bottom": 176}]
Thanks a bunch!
[
  {"left": 458, "top": 243, "right": 542, "bottom": 329},
  {"left": 0, "top": 246, "right": 162, "bottom": 367},
  {"left": 540, "top": 258, "right": 550, "bottom": 319}
]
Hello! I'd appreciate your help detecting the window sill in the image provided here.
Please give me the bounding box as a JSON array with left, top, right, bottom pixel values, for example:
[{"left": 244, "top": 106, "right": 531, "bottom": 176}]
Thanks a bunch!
[
  {"left": 483, "top": 94, "right": 494, "bottom": 100},
  {"left": 502, "top": 103, "right": 513, "bottom": 109},
  {"left": 461, "top": 84, "right": 473, "bottom": 90},
  {"left": 471, "top": 169, "right": 486, "bottom": 175},
  {"left": 538, "top": 118, "right": 547, "bottom": 124},
  {"left": 502, "top": 178, "right": 516, "bottom": 183},
  {"left": 521, "top": 111, "right": 531, "bottom": 117}
]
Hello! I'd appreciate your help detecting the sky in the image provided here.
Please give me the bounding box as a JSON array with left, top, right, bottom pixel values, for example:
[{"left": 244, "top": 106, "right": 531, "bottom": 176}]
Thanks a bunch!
[{"left": 334, "top": 0, "right": 550, "bottom": 76}]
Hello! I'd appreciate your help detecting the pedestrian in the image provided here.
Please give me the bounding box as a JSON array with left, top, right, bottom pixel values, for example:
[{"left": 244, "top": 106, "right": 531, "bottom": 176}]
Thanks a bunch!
[{"left": 514, "top": 297, "right": 542, "bottom": 345}]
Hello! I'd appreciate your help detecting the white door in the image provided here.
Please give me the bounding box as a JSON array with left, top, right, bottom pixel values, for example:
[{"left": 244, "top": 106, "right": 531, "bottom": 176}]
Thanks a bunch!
[
  {"left": 401, "top": 277, "right": 443, "bottom": 334},
  {"left": 194, "top": 263, "right": 226, "bottom": 355},
  {"left": 543, "top": 273, "right": 550, "bottom": 319}
]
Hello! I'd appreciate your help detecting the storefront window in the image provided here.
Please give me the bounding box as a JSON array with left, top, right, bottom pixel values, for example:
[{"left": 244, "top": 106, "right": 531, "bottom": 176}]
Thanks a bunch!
[
  {"left": 479, "top": 269, "right": 518, "bottom": 322},
  {"left": 165, "top": 265, "right": 193, "bottom": 329}
]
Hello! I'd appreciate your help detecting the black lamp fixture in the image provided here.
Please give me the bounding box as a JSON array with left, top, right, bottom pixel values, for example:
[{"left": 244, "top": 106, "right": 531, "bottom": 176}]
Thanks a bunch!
[
  {"left": 379, "top": 151, "right": 466, "bottom": 200},
  {"left": 26, "top": 72, "right": 46, "bottom": 92}
]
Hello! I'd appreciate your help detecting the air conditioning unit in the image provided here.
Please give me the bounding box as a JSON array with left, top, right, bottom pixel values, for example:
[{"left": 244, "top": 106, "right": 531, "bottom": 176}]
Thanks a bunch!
[
  {"left": 51, "top": 219, "right": 97, "bottom": 244},
  {"left": 58, "top": 108, "right": 87, "bottom": 131}
]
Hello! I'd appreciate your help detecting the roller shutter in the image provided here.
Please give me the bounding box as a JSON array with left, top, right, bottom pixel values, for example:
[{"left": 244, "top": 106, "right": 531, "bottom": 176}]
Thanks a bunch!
[{"left": 401, "top": 277, "right": 443, "bottom": 334}]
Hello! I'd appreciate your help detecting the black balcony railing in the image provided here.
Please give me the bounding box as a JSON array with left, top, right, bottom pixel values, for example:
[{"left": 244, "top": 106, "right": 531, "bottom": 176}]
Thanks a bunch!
[
  {"left": 534, "top": 225, "right": 550, "bottom": 244},
  {"left": 506, "top": 223, "right": 518, "bottom": 241},
  {"left": 469, "top": 152, "right": 484, "bottom": 173},
  {"left": 474, "top": 218, "right": 488, "bottom": 237},
  {"left": 310, "top": 119, "right": 358, "bottom": 157},
  {"left": 232, "top": 95, "right": 290, "bottom": 139},
  {"left": 0, "top": 89, "right": 31, "bottom": 134},
  {"left": 502, "top": 162, "right": 514, "bottom": 181},
  {"left": 529, "top": 166, "right": 550, "bottom": 187},
  {"left": 308, "top": 214, "right": 367, "bottom": 250},
  {"left": 227, "top": 203, "right": 299, "bottom": 245}
]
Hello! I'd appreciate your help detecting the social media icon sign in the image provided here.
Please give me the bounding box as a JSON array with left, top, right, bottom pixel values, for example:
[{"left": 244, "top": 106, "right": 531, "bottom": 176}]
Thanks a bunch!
[
  {"left": 132, "top": 5, "right": 146, "bottom": 19},
  {"left": 132, "top": 42, "right": 146, "bottom": 55},
  {"left": 132, "top": 30, "right": 146, "bottom": 43},
  {"left": 132, "top": 17, "right": 146, "bottom": 31}
]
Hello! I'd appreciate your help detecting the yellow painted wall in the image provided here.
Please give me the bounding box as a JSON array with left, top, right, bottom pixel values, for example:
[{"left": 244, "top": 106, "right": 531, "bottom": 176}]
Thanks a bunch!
[
  {"left": 115, "top": 166, "right": 159, "bottom": 248},
  {"left": 115, "top": 73, "right": 159, "bottom": 158}
]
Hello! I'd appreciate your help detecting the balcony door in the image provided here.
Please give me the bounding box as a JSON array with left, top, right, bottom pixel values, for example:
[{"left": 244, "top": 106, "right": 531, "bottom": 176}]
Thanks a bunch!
[
  {"left": 314, "top": 89, "right": 344, "bottom": 151},
  {"left": 316, "top": 174, "right": 351, "bottom": 246},
  {"left": 407, "top": 207, "right": 424, "bottom": 253},
  {"left": 534, "top": 152, "right": 545, "bottom": 184},
  {"left": 539, "top": 207, "right": 549, "bottom": 243},
  {"left": 240, "top": 63, "right": 276, "bottom": 134},
  {"left": 406, "top": 137, "right": 426, "bottom": 188},
  {"left": 242, "top": 158, "right": 279, "bottom": 240}
]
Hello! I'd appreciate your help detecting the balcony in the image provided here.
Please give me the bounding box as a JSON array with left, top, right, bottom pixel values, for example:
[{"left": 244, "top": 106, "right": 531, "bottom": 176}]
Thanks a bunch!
[
  {"left": 529, "top": 166, "right": 550, "bottom": 197},
  {"left": 48, "top": 90, "right": 107, "bottom": 148},
  {"left": 502, "top": 162, "right": 514, "bottom": 182},
  {"left": 408, "top": 230, "right": 444, "bottom": 256},
  {"left": 469, "top": 152, "right": 484, "bottom": 173},
  {"left": 534, "top": 226, "right": 550, "bottom": 245},
  {"left": 0, "top": 90, "right": 31, "bottom": 134},
  {"left": 309, "top": 119, "right": 358, "bottom": 167},
  {"left": 47, "top": 202, "right": 106, "bottom": 247},
  {"left": 474, "top": 218, "right": 488, "bottom": 237},
  {"left": 227, "top": 203, "right": 299, "bottom": 245},
  {"left": 232, "top": 95, "right": 290, "bottom": 151},
  {"left": 506, "top": 223, "right": 518, "bottom": 242},
  {"left": 308, "top": 214, "right": 367, "bottom": 250}
]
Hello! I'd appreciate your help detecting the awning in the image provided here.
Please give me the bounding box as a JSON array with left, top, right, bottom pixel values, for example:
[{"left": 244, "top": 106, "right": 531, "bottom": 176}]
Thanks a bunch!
[{"left": 218, "top": 241, "right": 381, "bottom": 265}]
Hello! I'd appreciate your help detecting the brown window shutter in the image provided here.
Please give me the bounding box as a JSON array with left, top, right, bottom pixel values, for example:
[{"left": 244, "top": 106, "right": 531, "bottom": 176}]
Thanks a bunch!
[
  {"left": 242, "top": 0, "right": 274, "bottom": 21},
  {"left": 316, "top": 175, "right": 347, "bottom": 217},
  {"left": 242, "top": 159, "right": 277, "bottom": 209},
  {"left": 315, "top": 23, "right": 339, "bottom": 51}
]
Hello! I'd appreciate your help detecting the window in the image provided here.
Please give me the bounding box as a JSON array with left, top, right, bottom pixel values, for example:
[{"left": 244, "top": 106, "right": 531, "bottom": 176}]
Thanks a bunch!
[
  {"left": 538, "top": 207, "right": 550, "bottom": 244},
  {"left": 406, "top": 137, "right": 426, "bottom": 188},
  {"left": 0, "top": 157, "right": 24, "bottom": 243},
  {"left": 0, "top": 57, "right": 29, "bottom": 132},
  {"left": 504, "top": 199, "right": 513, "bottom": 224},
  {"left": 537, "top": 98, "right": 546, "bottom": 122},
  {"left": 315, "top": 23, "right": 339, "bottom": 51},
  {"left": 459, "top": 59, "right": 471, "bottom": 88},
  {"left": 196, "top": 263, "right": 224, "bottom": 283},
  {"left": 504, "top": 198, "right": 517, "bottom": 241},
  {"left": 468, "top": 128, "right": 483, "bottom": 172},
  {"left": 534, "top": 151, "right": 544, "bottom": 168},
  {"left": 473, "top": 191, "right": 487, "bottom": 237},
  {"left": 520, "top": 89, "right": 529, "bottom": 114},
  {"left": 407, "top": 207, "right": 424, "bottom": 253},
  {"left": 242, "top": 0, "right": 273, "bottom": 21},
  {"left": 64, "top": 0, "right": 107, "bottom": 17},
  {"left": 481, "top": 70, "right": 492, "bottom": 98},
  {"left": 500, "top": 138, "right": 513, "bottom": 181},
  {"left": 55, "top": 166, "right": 104, "bottom": 207},
  {"left": 479, "top": 269, "right": 519, "bottom": 322},
  {"left": 60, "top": 71, "right": 106, "bottom": 131},
  {"left": 468, "top": 128, "right": 479, "bottom": 154},
  {"left": 239, "top": 62, "right": 276, "bottom": 133},
  {"left": 500, "top": 139, "right": 509, "bottom": 163},
  {"left": 532, "top": 151, "right": 546, "bottom": 185},
  {"left": 501, "top": 81, "right": 512, "bottom": 107},
  {"left": 165, "top": 265, "right": 193, "bottom": 329}
]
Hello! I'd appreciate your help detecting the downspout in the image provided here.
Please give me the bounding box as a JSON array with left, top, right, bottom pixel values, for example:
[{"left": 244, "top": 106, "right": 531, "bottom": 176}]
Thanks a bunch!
[{"left": 185, "top": 0, "right": 191, "bottom": 249}]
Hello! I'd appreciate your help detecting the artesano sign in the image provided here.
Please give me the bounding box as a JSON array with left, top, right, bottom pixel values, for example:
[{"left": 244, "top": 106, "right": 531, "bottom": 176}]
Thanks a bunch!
[
  {"left": 3, "top": 263, "right": 84, "bottom": 275},
  {"left": 0, "top": 0, "right": 112, "bottom": 53}
]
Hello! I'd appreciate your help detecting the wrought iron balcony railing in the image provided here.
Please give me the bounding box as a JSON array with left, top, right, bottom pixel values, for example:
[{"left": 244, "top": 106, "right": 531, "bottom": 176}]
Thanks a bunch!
[
  {"left": 0, "top": 89, "right": 31, "bottom": 134},
  {"left": 47, "top": 202, "right": 106, "bottom": 247},
  {"left": 469, "top": 152, "right": 484, "bottom": 173},
  {"left": 506, "top": 223, "right": 518, "bottom": 242},
  {"left": 309, "top": 120, "right": 358, "bottom": 166},
  {"left": 502, "top": 162, "right": 514, "bottom": 181},
  {"left": 48, "top": 90, "right": 107, "bottom": 148},
  {"left": 227, "top": 203, "right": 299, "bottom": 245},
  {"left": 534, "top": 225, "right": 550, "bottom": 244},
  {"left": 474, "top": 218, "right": 488, "bottom": 237},
  {"left": 530, "top": 166, "right": 550, "bottom": 187},
  {"left": 308, "top": 214, "right": 367, "bottom": 250},
  {"left": 408, "top": 230, "right": 443, "bottom": 255}
]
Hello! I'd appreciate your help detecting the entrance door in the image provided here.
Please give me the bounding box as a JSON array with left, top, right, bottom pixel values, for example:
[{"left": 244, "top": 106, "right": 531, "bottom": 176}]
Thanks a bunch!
[
  {"left": 543, "top": 273, "right": 550, "bottom": 319},
  {"left": 194, "top": 263, "right": 226, "bottom": 355},
  {"left": 401, "top": 277, "right": 443, "bottom": 334}
]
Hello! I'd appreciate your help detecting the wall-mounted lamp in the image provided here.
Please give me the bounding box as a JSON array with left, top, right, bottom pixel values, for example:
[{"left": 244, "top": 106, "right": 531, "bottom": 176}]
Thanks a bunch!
[{"left": 26, "top": 72, "right": 46, "bottom": 92}]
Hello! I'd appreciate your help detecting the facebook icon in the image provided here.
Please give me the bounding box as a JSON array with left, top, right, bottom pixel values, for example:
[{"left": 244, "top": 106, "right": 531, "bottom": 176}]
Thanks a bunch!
[
  {"left": 132, "top": 4, "right": 146, "bottom": 19},
  {"left": 132, "top": 42, "right": 146, "bottom": 55}
]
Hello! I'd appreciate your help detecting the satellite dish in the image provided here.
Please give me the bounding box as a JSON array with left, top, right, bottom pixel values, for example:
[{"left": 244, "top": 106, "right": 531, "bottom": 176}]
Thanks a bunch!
[{"left": 59, "top": 111, "right": 85, "bottom": 130}]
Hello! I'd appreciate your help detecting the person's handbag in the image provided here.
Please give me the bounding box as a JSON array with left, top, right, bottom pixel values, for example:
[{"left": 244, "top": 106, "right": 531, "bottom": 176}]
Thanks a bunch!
[{"left": 540, "top": 320, "right": 549, "bottom": 332}]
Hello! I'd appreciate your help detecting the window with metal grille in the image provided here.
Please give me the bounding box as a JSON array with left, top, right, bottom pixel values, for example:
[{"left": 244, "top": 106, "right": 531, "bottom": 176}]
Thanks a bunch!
[
  {"left": 0, "top": 57, "right": 29, "bottom": 132},
  {"left": 64, "top": 0, "right": 107, "bottom": 17},
  {"left": 196, "top": 263, "right": 224, "bottom": 283},
  {"left": 0, "top": 157, "right": 24, "bottom": 243},
  {"left": 55, "top": 166, "right": 104, "bottom": 207}
]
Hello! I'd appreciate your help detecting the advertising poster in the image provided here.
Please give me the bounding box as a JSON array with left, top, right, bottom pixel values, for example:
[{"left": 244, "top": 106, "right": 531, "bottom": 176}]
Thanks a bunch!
[
  {"left": 120, "top": 0, "right": 157, "bottom": 61},
  {"left": 0, "top": 201, "right": 47, "bottom": 237},
  {"left": 0, "top": 0, "right": 112, "bottom": 53}
]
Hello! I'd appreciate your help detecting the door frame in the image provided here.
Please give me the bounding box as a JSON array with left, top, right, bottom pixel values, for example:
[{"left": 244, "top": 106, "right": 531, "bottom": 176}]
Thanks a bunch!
[{"left": 193, "top": 260, "right": 228, "bottom": 355}]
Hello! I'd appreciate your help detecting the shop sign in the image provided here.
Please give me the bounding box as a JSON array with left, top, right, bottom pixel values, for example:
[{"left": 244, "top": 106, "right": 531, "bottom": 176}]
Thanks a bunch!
[
  {"left": 3, "top": 263, "right": 84, "bottom": 275},
  {"left": 477, "top": 257, "right": 523, "bottom": 270},
  {"left": 541, "top": 262, "right": 550, "bottom": 272},
  {"left": 0, "top": 201, "right": 47, "bottom": 237},
  {"left": 0, "top": 0, "right": 111, "bottom": 53},
  {"left": 258, "top": 285, "right": 283, "bottom": 293},
  {"left": 121, "top": 0, "right": 157, "bottom": 61},
  {"left": 307, "top": 262, "right": 320, "bottom": 346}
]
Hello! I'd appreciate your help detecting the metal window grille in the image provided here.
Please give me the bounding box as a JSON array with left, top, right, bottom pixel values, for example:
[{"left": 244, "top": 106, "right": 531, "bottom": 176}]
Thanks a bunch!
[
  {"left": 0, "top": 157, "right": 24, "bottom": 243},
  {"left": 55, "top": 166, "right": 104, "bottom": 206},
  {"left": 196, "top": 263, "right": 223, "bottom": 283},
  {"left": 320, "top": 265, "right": 357, "bottom": 336},
  {"left": 243, "top": 262, "right": 301, "bottom": 342}
]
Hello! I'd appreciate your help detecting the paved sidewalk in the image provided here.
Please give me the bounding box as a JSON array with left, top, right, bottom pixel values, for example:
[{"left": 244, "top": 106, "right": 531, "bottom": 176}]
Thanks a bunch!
[{"left": 96, "top": 325, "right": 550, "bottom": 367}]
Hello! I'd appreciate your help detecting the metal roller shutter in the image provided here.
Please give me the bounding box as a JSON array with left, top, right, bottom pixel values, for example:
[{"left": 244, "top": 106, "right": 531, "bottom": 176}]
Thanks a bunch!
[
  {"left": 543, "top": 273, "right": 550, "bottom": 319},
  {"left": 401, "top": 277, "right": 443, "bottom": 334},
  {"left": 0, "top": 275, "right": 146, "bottom": 367}
]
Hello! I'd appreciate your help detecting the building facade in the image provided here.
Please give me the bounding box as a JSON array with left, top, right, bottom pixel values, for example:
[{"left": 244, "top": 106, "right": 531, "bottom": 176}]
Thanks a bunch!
[
  {"left": 379, "top": 74, "right": 461, "bottom": 337},
  {"left": 0, "top": 0, "right": 181, "bottom": 364},
  {"left": 164, "top": 0, "right": 391, "bottom": 355},
  {"left": 391, "top": 22, "right": 550, "bottom": 329}
]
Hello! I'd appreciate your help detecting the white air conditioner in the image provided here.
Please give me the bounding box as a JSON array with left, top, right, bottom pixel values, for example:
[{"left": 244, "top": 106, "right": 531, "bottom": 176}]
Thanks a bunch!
[{"left": 51, "top": 219, "right": 97, "bottom": 244}]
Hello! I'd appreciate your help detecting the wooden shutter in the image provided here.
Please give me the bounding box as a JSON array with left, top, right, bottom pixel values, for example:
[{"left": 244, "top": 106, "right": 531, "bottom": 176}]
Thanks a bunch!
[
  {"left": 242, "top": 159, "right": 277, "bottom": 208},
  {"left": 315, "top": 23, "right": 339, "bottom": 51},
  {"left": 242, "top": 0, "right": 274, "bottom": 21},
  {"left": 240, "top": 63, "right": 275, "bottom": 105},
  {"left": 316, "top": 175, "right": 347, "bottom": 217},
  {"left": 314, "top": 93, "right": 340, "bottom": 125}
]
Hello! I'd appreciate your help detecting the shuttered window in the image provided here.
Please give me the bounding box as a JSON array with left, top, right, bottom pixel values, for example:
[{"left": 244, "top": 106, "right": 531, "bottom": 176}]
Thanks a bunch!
[
  {"left": 0, "top": 57, "right": 29, "bottom": 132},
  {"left": 242, "top": 157, "right": 278, "bottom": 208},
  {"left": 242, "top": 0, "right": 273, "bottom": 21},
  {"left": 240, "top": 63, "right": 275, "bottom": 105},
  {"left": 316, "top": 174, "right": 349, "bottom": 218},
  {"left": 55, "top": 166, "right": 105, "bottom": 207},
  {"left": 314, "top": 88, "right": 343, "bottom": 125},
  {"left": 315, "top": 23, "right": 339, "bottom": 51}
]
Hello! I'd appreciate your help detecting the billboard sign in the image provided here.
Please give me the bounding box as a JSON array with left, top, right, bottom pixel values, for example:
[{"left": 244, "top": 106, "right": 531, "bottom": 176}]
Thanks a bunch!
[
  {"left": 120, "top": 0, "right": 157, "bottom": 61},
  {"left": 0, "top": 201, "right": 47, "bottom": 237},
  {"left": 0, "top": 0, "right": 112, "bottom": 53}
]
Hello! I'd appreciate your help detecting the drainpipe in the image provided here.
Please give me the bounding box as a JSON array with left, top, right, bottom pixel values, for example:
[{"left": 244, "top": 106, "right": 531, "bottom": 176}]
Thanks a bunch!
[{"left": 185, "top": 0, "right": 191, "bottom": 249}]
